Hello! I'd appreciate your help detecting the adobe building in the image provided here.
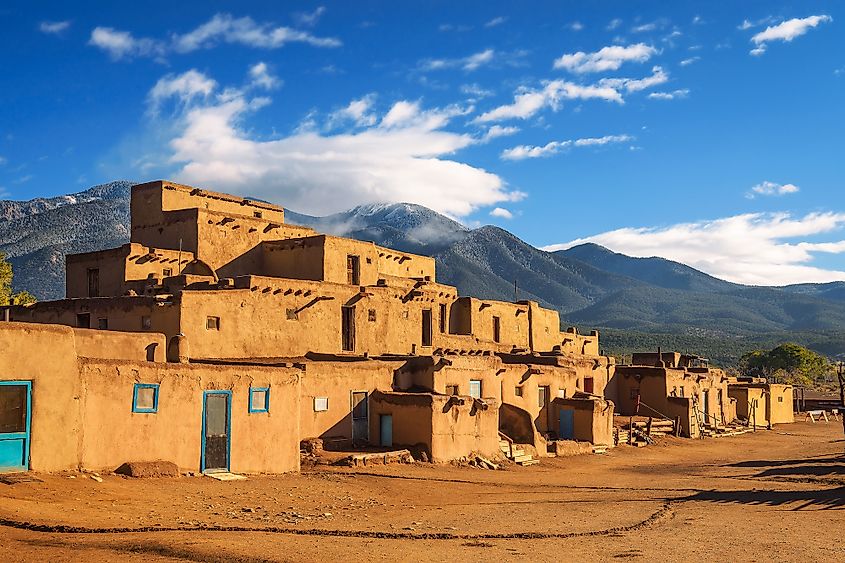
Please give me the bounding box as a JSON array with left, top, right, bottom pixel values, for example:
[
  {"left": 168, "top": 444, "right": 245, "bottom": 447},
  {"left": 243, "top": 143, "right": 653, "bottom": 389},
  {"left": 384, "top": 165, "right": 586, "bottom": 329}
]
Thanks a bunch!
[
  {"left": 0, "top": 180, "right": 615, "bottom": 474},
  {"left": 608, "top": 351, "right": 737, "bottom": 438},
  {"left": 728, "top": 378, "right": 794, "bottom": 427}
]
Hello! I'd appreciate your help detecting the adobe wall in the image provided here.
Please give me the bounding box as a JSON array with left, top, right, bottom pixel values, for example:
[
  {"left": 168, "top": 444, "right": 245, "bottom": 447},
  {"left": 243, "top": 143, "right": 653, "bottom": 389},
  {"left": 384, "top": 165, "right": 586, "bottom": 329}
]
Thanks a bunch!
[
  {"left": 560, "top": 328, "right": 600, "bottom": 356},
  {"left": 395, "top": 355, "right": 502, "bottom": 398},
  {"left": 368, "top": 392, "right": 433, "bottom": 453},
  {"left": 452, "top": 297, "right": 530, "bottom": 350},
  {"left": 0, "top": 322, "right": 83, "bottom": 472},
  {"left": 260, "top": 238, "right": 326, "bottom": 282},
  {"left": 551, "top": 397, "right": 615, "bottom": 446},
  {"left": 610, "top": 367, "right": 671, "bottom": 417},
  {"left": 666, "top": 397, "right": 696, "bottom": 438},
  {"left": 524, "top": 301, "right": 561, "bottom": 352},
  {"left": 72, "top": 328, "right": 166, "bottom": 363},
  {"left": 298, "top": 359, "right": 399, "bottom": 444},
  {"left": 498, "top": 363, "right": 579, "bottom": 437},
  {"left": 78, "top": 358, "right": 301, "bottom": 474},
  {"left": 376, "top": 247, "right": 436, "bottom": 281},
  {"left": 323, "top": 237, "right": 380, "bottom": 285},
  {"left": 768, "top": 384, "right": 794, "bottom": 424}
]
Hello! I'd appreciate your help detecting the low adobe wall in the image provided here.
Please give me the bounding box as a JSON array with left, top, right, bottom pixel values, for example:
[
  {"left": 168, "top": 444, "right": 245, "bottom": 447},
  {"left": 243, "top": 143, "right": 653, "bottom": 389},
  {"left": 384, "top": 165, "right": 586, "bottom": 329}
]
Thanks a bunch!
[
  {"left": 369, "top": 391, "right": 500, "bottom": 462},
  {"left": 551, "top": 397, "right": 615, "bottom": 446},
  {"left": 79, "top": 359, "right": 301, "bottom": 474},
  {"left": 72, "top": 327, "right": 166, "bottom": 362}
]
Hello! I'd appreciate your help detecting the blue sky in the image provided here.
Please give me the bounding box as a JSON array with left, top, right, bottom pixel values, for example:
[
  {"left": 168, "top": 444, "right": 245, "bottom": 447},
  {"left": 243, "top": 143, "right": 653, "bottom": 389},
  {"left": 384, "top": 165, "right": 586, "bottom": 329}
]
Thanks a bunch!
[{"left": 1, "top": 1, "right": 843, "bottom": 285}]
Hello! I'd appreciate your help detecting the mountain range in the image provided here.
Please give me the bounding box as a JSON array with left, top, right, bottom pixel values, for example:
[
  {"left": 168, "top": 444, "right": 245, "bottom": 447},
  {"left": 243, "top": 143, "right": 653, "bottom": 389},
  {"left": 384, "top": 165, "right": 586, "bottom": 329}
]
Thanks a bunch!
[{"left": 2, "top": 181, "right": 844, "bottom": 365}]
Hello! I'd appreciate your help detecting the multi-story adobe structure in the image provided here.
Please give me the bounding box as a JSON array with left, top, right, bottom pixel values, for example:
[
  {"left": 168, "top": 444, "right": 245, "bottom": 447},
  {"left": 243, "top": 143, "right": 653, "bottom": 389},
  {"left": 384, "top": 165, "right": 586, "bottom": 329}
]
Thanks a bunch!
[
  {"left": 608, "top": 351, "right": 738, "bottom": 438},
  {"left": 0, "top": 180, "right": 615, "bottom": 474}
]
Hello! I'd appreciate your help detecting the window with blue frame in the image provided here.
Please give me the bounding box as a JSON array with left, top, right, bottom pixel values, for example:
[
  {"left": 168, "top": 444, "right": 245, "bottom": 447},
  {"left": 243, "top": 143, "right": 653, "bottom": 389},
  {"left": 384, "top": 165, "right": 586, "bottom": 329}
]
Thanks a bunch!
[
  {"left": 132, "top": 383, "right": 159, "bottom": 413},
  {"left": 249, "top": 387, "right": 270, "bottom": 413}
]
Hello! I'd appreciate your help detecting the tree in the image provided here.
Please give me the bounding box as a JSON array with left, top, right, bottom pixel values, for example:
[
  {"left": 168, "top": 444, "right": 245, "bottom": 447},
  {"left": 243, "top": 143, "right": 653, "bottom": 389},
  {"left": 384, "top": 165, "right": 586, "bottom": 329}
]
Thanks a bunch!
[
  {"left": 0, "top": 252, "right": 36, "bottom": 306},
  {"left": 740, "top": 342, "right": 832, "bottom": 385}
]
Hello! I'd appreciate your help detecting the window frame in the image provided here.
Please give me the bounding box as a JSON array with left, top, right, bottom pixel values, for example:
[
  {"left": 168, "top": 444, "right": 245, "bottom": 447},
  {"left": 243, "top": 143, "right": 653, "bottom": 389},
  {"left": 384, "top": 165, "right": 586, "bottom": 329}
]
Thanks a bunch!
[
  {"left": 132, "top": 383, "right": 160, "bottom": 414},
  {"left": 248, "top": 387, "right": 270, "bottom": 413},
  {"left": 469, "top": 379, "right": 483, "bottom": 399},
  {"left": 314, "top": 396, "right": 329, "bottom": 412},
  {"left": 206, "top": 316, "right": 221, "bottom": 330}
]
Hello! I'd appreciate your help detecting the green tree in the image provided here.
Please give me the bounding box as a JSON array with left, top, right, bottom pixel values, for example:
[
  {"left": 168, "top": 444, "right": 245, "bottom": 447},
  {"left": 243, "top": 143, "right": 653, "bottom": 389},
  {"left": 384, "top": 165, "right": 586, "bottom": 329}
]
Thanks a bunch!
[
  {"left": 740, "top": 342, "right": 831, "bottom": 385},
  {"left": 0, "top": 252, "right": 36, "bottom": 306}
]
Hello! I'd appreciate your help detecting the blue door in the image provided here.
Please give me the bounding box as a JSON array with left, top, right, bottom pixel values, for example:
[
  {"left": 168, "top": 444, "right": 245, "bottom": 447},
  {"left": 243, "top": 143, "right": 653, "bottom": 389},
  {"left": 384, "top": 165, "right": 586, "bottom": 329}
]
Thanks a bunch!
[
  {"left": 380, "top": 414, "right": 393, "bottom": 447},
  {"left": 201, "top": 391, "right": 231, "bottom": 473},
  {"left": 559, "top": 409, "right": 575, "bottom": 440},
  {"left": 0, "top": 381, "right": 32, "bottom": 472}
]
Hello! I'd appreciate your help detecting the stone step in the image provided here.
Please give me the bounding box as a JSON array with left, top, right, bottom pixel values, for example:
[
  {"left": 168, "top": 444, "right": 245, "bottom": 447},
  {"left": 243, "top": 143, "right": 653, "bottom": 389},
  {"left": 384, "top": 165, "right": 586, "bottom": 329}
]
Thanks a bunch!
[
  {"left": 517, "top": 459, "right": 539, "bottom": 466},
  {"left": 513, "top": 454, "right": 534, "bottom": 463}
]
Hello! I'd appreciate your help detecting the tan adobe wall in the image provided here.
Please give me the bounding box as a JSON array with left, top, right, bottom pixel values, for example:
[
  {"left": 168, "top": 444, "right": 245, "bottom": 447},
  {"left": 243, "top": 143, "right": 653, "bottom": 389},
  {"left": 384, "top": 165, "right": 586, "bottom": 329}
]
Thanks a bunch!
[
  {"left": 498, "top": 363, "right": 578, "bottom": 438},
  {"left": 133, "top": 180, "right": 286, "bottom": 224},
  {"left": 0, "top": 322, "right": 83, "bottom": 471},
  {"left": 369, "top": 392, "right": 500, "bottom": 462},
  {"left": 260, "top": 238, "right": 326, "bottom": 282},
  {"left": 72, "top": 328, "right": 166, "bottom": 362},
  {"left": 298, "top": 360, "right": 399, "bottom": 444},
  {"left": 67, "top": 243, "right": 195, "bottom": 298},
  {"left": 8, "top": 296, "right": 181, "bottom": 337},
  {"left": 78, "top": 358, "right": 301, "bottom": 473},
  {"left": 524, "top": 302, "right": 561, "bottom": 352},
  {"left": 551, "top": 397, "right": 615, "bottom": 446},
  {"left": 452, "top": 297, "right": 530, "bottom": 350},
  {"left": 666, "top": 397, "right": 696, "bottom": 437},
  {"left": 560, "top": 328, "right": 600, "bottom": 356},
  {"left": 767, "top": 384, "right": 794, "bottom": 424},
  {"left": 324, "top": 237, "right": 380, "bottom": 285},
  {"left": 376, "top": 246, "right": 436, "bottom": 281},
  {"left": 394, "top": 355, "right": 502, "bottom": 398},
  {"left": 610, "top": 367, "right": 671, "bottom": 417}
]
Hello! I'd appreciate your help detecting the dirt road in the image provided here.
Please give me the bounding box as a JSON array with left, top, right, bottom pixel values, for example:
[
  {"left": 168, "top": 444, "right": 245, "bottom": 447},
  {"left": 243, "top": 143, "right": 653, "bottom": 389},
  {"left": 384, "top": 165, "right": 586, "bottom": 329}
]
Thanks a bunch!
[{"left": 1, "top": 420, "right": 843, "bottom": 562}]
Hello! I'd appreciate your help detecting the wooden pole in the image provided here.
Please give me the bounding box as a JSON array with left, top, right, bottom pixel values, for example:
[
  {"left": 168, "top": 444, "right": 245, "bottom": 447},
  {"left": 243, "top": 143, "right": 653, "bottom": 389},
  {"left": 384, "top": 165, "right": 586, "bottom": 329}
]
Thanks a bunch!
[{"left": 837, "top": 362, "right": 845, "bottom": 438}]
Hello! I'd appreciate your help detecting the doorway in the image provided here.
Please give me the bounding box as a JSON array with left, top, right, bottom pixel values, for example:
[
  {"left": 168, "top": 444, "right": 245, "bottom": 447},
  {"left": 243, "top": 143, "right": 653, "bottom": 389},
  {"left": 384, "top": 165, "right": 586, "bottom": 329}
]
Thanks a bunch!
[
  {"left": 379, "top": 414, "right": 393, "bottom": 447},
  {"left": 421, "top": 309, "right": 432, "bottom": 347},
  {"left": 347, "top": 255, "right": 360, "bottom": 285},
  {"left": 342, "top": 306, "right": 355, "bottom": 352},
  {"left": 559, "top": 409, "right": 575, "bottom": 440},
  {"left": 0, "top": 381, "right": 31, "bottom": 473},
  {"left": 202, "top": 391, "right": 231, "bottom": 473},
  {"left": 351, "top": 391, "right": 369, "bottom": 445}
]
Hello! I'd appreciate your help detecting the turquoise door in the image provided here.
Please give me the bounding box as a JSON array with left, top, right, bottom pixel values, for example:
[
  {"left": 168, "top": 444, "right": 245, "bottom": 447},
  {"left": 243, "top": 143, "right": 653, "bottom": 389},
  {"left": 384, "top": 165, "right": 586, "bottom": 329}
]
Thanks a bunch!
[
  {"left": 379, "top": 414, "right": 393, "bottom": 447},
  {"left": 0, "top": 381, "right": 32, "bottom": 472},
  {"left": 559, "top": 409, "right": 575, "bottom": 440}
]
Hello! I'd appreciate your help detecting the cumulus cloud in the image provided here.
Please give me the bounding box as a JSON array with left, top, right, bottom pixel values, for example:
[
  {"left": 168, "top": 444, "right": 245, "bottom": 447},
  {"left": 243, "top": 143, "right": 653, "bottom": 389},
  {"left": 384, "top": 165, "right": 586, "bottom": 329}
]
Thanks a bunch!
[
  {"left": 544, "top": 212, "right": 845, "bottom": 285},
  {"left": 248, "top": 62, "right": 280, "bottom": 90},
  {"left": 89, "top": 27, "right": 165, "bottom": 60},
  {"left": 148, "top": 69, "right": 217, "bottom": 111},
  {"left": 749, "top": 15, "right": 832, "bottom": 55},
  {"left": 327, "top": 94, "right": 378, "bottom": 128},
  {"left": 606, "top": 18, "right": 623, "bottom": 31},
  {"left": 490, "top": 207, "right": 513, "bottom": 219},
  {"left": 484, "top": 16, "right": 507, "bottom": 28},
  {"left": 293, "top": 6, "right": 326, "bottom": 27},
  {"left": 420, "top": 48, "right": 495, "bottom": 72},
  {"left": 598, "top": 66, "right": 669, "bottom": 93},
  {"left": 501, "top": 134, "right": 632, "bottom": 160},
  {"left": 647, "top": 89, "right": 689, "bottom": 100},
  {"left": 39, "top": 20, "right": 71, "bottom": 35},
  {"left": 460, "top": 83, "right": 494, "bottom": 99},
  {"left": 475, "top": 80, "right": 624, "bottom": 122},
  {"left": 746, "top": 181, "right": 800, "bottom": 198},
  {"left": 89, "top": 13, "right": 340, "bottom": 60},
  {"left": 680, "top": 56, "right": 700, "bottom": 66},
  {"left": 482, "top": 125, "right": 519, "bottom": 141},
  {"left": 149, "top": 69, "right": 522, "bottom": 217},
  {"left": 554, "top": 43, "right": 657, "bottom": 73}
]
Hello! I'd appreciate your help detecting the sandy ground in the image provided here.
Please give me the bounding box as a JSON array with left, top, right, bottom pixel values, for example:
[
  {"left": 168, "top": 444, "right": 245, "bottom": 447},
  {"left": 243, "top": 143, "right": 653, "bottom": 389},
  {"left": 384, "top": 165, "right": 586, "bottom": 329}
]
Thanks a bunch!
[{"left": 1, "top": 420, "right": 843, "bottom": 562}]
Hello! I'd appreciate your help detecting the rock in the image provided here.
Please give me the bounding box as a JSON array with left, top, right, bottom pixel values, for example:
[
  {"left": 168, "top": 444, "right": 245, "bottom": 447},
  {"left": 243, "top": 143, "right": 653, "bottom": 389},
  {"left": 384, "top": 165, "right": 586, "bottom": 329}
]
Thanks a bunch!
[
  {"left": 241, "top": 507, "right": 255, "bottom": 513},
  {"left": 114, "top": 460, "right": 180, "bottom": 478},
  {"left": 90, "top": 475, "right": 103, "bottom": 483}
]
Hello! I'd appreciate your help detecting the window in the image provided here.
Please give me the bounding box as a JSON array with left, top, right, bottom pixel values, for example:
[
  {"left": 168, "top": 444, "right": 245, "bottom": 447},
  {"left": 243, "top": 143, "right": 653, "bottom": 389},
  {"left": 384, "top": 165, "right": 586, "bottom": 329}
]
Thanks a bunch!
[
  {"left": 97, "top": 317, "right": 109, "bottom": 330},
  {"left": 87, "top": 268, "right": 100, "bottom": 297},
  {"left": 253, "top": 211, "right": 263, "bottom": 219},
  {"left": 421, "top": 309, "right": 433, "bottom": 347},
  {"left": 469, "top": 380, "right": 482, "bottom": 399},
  {"left": 492, "top": 316, "right": 501, "bottom": 343},
  {"left": 132, "top": 383, "right": 159, "bottom": 413},
  {"left": 286, "top": 308, "right": 299, "bottom": 321},
  {"left": 439, "top": 303, "right": 447, "bottom": 333},
  {"left": 679, "top": 387, "right": 685, "bottom": 398},
  {"left": 76, "top": 313, "right": 90, "bottom": 328},
  {"left": 249, "top": 387, "right": 270, "bottom": 413},
  {"left": 314, "top": 397, "right": 329, "bottom": 412},
  {"left": 368, "top": 309, "right": 377, "bottom": 322},
  {"left": 583, "top": 377, "right": 594, "bottom": 394},
  {"left": 558, "top": 389, "right": 567, "bottom": 398},
  {"left": 445, "top": 384, "right": 459, "bottom": 396},
  {"left": 347, "top": 255, "right": 361, "bottom": 285},
  {"left": 341, "top": 306, "right": 355, "bottom": 351},
  {"left": 162, "top": 268, "right": 173, "bottom": 277},
  {"left": 0, "top": 384, "right": 27, "bottom": 433},
  {"left": 670, "top": 386, "right": 677, "bottom": 397},
  {"left": 141, "top": 316, "right": 152, "bottom": 330},
  {"left": 630, "top": 388, "right": 640, "bottom": 400},
  {"left": 206, "top": 316, "right": 220, "bottom": 330},
  {"left": 778, "top": 396, "right": 784, "bottom": 403},
  {"left": 538, "top": 385, "right": 550, "bottom": 408},
  {"left": 514, "top": 386, "right": 523, "bottom": 397}
]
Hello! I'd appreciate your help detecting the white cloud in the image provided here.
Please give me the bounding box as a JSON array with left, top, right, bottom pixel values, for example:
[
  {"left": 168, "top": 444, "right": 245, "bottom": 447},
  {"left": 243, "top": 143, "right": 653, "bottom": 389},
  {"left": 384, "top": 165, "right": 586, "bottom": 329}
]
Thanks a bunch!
[
  {"left": 607, "top": 18, "right": 623, "bottom": 31},
  {"left": 39, "top": 20, "right": 71, "bottom": 35},
  {"left": 569, "top": 21, "right": 584, "bottom": 32},
  {"left": 476, "top": 79, "right": 624, "bottom": 122},
  {"left": 543, "top": 211, "right": 845, "bottom": 285},
  {"left": 151, "top": 69, "right": 522, "bottom": 218},
  {"left": 749, "top": 15, "right": 832, "bottom": 55},
  {"left": 647, "top": 88, "right": 689, "bottom": 100},
  {"left": 482, "top": 125, "right": 519, "bottom": 141},
  {"left": 680, "top": 56, "right": 700, "bottom": 66},
  {"left": 460, "top": 83, "right": 494, "bottom": 99},
  {"left": 598, "top": 66, "right": 669, "bottom": 93},
  {"left": 746, "top": 181, "right": 800, "bottom": 198},
  {"left": 89, "top": 27, "right": 165, "bottom": 60},
  {"left": 327, "top": 94, "right": 378, "bottom": 128},
  {"left": 419, "top": 48, "right": 524, "bottom": 72},
  {"left": 490, "top": 207, "right": 513, "bottom": 219},
  {"left": 148, "top": 70, "right": 217, "bottom": 111},
  {"left": 501, "top": 134, "right": 632, "bottom": 160},
  {"left": 553, "top": 43, "right": 657, "bottom": 73},
  {"left": 248, "top": 62, "right": 280, "bottom": 90},
  {"left": 632, "top": 22, "right": 657, "bottom": 33},
  {"left": 90, "top": 13, "right": 340, "bottom": 60},
  {"left": 172, "top": 13, "right": 341, "bottom": 52},
  {"left": 293, "top": 6, "right": 326, "bottom": 27},
  {"left": 484, "top": 16, "right": 507, "bottom": 28}
]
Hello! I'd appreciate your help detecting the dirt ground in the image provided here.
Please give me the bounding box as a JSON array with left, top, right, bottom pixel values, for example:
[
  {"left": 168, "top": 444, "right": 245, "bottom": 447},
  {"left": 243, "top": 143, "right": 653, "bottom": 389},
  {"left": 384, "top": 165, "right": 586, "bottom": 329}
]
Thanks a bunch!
[{"left": 1, "top": 420, "right": 843, "bottom": 562}]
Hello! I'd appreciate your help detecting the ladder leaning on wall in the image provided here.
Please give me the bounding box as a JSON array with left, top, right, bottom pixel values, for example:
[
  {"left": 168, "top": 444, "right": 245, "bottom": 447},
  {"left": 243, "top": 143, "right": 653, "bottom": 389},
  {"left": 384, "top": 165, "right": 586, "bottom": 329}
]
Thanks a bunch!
[{"left": 691, "top": 394, "right": 706, "bottom": 439}]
